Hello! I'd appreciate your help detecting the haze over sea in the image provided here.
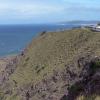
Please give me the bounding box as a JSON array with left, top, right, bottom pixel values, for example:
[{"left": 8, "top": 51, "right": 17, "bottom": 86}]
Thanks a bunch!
[{"left": 0, "top": 22, "right": 96, "bottom": 56}]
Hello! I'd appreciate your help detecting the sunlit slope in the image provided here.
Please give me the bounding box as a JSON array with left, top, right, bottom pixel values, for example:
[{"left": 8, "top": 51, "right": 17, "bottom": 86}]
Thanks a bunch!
[{"left": 5, "top": 28, "right": 100, "bottom": 100}]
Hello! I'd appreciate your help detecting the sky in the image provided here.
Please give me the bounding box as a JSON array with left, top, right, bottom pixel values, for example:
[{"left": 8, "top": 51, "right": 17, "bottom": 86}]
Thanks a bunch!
[{"left": 0, "top": 0, "right": 100, "bottom": 24}]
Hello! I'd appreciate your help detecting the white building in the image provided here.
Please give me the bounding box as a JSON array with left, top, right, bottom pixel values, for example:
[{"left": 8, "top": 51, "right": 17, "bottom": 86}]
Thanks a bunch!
[
  {"left": 94, "top": 25, "right": 100, "bottom": 31},
  {"left": 96, "top": 25, "right": 100, "bottom": 29},
  {"left": 91, "top": 24, "right": 100, "bottom": 32}
]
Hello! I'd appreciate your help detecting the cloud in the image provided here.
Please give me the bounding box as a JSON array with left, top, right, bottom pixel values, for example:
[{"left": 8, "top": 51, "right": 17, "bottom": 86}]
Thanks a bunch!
[
  {"left": 0, "top": 0, "right": 100, "bottom": 24},
  {"left": 0, "top": 1, "right": 64, "bottom": 18}
]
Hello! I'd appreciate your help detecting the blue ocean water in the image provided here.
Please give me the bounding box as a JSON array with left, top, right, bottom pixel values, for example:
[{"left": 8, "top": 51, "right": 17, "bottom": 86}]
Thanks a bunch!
[{"left": 0, "top": 24, "right": 80, "bottom": 56}]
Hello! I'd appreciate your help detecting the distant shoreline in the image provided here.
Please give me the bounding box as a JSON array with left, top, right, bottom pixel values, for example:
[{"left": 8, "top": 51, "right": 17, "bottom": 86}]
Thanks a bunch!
[{"left": 0, "top": 23, "right": 97, "bottom": 57}]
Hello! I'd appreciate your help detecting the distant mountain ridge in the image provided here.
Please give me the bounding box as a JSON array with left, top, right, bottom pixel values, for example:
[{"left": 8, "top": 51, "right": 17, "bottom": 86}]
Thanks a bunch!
[{"left": 59, "top": 20, "right": 100, "bottom": 25}]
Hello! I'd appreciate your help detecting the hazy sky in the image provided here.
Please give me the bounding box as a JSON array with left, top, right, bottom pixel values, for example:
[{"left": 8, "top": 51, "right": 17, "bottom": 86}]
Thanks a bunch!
[{"left": 0, "top": 0, "right": 100, "bottom": 24}]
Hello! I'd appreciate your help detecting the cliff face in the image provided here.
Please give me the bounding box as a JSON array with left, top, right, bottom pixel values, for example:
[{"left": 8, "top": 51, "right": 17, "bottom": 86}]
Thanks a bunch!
[{"left": 0, "top": 28, "right": 100, "bottom": 100}]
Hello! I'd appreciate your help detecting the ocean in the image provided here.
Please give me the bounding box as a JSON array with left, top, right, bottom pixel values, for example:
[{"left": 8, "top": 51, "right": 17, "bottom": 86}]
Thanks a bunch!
[{"left": 0, "top": 24, "right": 81, "bottom": 56}]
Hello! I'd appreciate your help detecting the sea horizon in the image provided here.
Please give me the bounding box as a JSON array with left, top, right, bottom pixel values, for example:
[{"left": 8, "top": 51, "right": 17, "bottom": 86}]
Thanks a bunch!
[
  {"left": 0, "top": 21, "right": 98, "bottom": 57},
  {"left": 0, "top": 23, "right": 80, "bottom": 57}
]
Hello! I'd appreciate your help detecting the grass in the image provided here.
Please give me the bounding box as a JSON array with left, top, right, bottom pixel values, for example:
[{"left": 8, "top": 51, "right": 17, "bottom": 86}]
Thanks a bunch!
[
  {"left": 91, "top": 60, "right": 100, "bottom": 72},
  {"left": 1, "top": 28, "right": 100, "bottom": 99},
  {"left": 11, "top": 29, "right": 100, "bottom": 85},
  {"left": 77, "top": 95, "right": 100, "bottom": 100}
]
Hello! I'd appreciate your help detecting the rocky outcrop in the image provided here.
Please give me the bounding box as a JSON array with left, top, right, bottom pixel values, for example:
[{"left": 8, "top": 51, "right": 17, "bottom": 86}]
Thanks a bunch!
[
  {"left": 61, "top": 56, "right": 100, "bottom": 100},
  {"left": 0, "top": 55, "right": 99, "bottom": 100},
  {"left": 0, "top": 56, "right": 19, "bottom": 99},
  {"left": 11, "top": 56, "right": 100, "bottom": 100},
  {"left": 0, "top": 56, "right": 18, "bottom": 85}
]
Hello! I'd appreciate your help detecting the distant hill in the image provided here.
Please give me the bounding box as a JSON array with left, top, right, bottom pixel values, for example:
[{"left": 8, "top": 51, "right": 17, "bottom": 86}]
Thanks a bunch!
[
  {"left": 0, "top": 28, "right": 100, "bottom": 100},
  {"left": 59, "top": 20, "right": 100, "bottom": 25}
]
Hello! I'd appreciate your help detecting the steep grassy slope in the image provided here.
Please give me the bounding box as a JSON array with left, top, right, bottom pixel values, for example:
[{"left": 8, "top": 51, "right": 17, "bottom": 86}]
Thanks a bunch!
[
  {"left": 0, "top": 28, "right": 100, "bottom": 100},
  {"left": 11, "top": 28, "right": 100, "bottom": 85}
]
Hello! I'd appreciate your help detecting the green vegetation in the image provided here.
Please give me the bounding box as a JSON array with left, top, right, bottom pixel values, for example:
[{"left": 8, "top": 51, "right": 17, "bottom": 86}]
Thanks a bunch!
[
  {"left": 91, "top": 60, "right": 100, "bottom": 72},
  {"left": 11, "top": 28, "right": 100, "bottom": 86},
  {"left": 0, "top": 28, "right": 100, "bottom": 99},
  {"left": 77, "top": 95, "right": 100, "bottom": 100}
]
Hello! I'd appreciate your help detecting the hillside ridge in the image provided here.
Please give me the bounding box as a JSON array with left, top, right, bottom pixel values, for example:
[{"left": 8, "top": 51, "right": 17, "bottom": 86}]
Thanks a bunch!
[{"left": 0, "top": 28, "right": 100, "bottom": 100}]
